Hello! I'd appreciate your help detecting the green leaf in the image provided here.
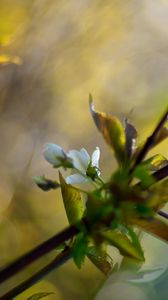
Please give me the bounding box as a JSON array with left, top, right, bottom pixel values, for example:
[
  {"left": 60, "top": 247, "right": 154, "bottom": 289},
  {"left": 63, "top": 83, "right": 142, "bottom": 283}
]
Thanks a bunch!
[
  {"left": 127, "top": 227, "right": 144, "bottom": 259},
  {"left": 33, "top": 176, "right": 60, "bottom": 191},
  {"left": 89, "top": 94, "right": 126, "bottom": 165},
  {"left": 59, "top": 172, "right": 84, "bottom": 224},
  {"left": 72, "top": 232, "right": 88, "bottom": 269},
  {"left": 101, "top": 230, "right": 145, "bottom": 261},
  {"left": 148, "top": 179, "right": 168, "bottom": 210},
  {"left": 135, "top": 203, "right": 154, "bottom": 218},
  {"left": 124, "top": 118, "right": 137, "bottom": 159},
  {"left": 142, "top": 154, "right": 168, "bottom": 171},
  {"left": 27, "top": 292, "right": 54, "bottom": 300},
  {"left": 86, "top": 246, "right": 113, "bottom": 275},
  {"left": 132, "top": 165, "right": 155, "bottom": 188},
  {"left": 86, "top": 192, "right": 113, "bottom": 224}
]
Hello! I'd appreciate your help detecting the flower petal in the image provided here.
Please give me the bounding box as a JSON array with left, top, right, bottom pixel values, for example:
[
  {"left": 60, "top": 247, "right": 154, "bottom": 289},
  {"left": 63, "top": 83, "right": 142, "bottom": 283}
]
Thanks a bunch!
[
  {"left": 68, "top": 148, "right": 90, "bottom": 172},
  {"left": 91, "top": 147, "right": 100, "bottom": 168},
  {"left": 66, "top": 174, "right": 87, "bottom": 184},
  {"left": 43, "top": 143, "right": 65, "bottom": 166}
]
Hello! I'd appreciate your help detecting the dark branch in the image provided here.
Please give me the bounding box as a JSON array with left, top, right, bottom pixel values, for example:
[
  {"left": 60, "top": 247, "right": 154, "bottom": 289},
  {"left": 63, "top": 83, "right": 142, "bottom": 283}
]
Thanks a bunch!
[
  {"left": 152, "top": 164, "right": 168, "bottom": 182},
  {"left": 0, "top": 224, "right": 78, "bottom": 284},
  {"left": 130, "top": 107, "right": 168, "bottom": 173},
  {"left": 158, "top": 210, "right": 168, "bottom": 220},
  {"left": 0, "top": 248, "right": 71, "bottom": 300}
]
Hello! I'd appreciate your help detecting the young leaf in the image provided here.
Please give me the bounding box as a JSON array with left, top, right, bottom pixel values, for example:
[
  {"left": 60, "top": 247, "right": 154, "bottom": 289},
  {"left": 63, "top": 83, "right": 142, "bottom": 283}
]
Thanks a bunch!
[
  {"left": 148, "top": 179, "right": 168, "bottom": 210},
  {"left": 141, "top": 154, "right": 168, "bottom": 171},
  {"left": 101, "top": 230, "right": 145, "bottom": 261},
  {"left": 59, "top": 172, "right": 84, "bottom": 224},
  {"left": 127, "top": 227, "right": 144, "bottom": 259},
  {"left": 133, "top": 217, "right": 168, "bottom": 242},
  {"left": 33, "top": 176, "right": 60, "bottom": 191},
  {"left": 89, "top": 95, "right": 126, "bottom": 165},
  {"left": 86, "top": 246, "right": 113, "bottom": 275},
  {"left": 135, "top": 203, "right": 154, "bottom": 218},
  {"left": 132, "top": 165, "right": 155, "bottom": 188},
  {"left": 124, "top": 118, "right": 137, "bottom": 159},
  {"left": 72, "top": 232, "right": 88, "bottom": 269},
  {"left": 27, "top": 292, "right": 54, "bottom": 300}
]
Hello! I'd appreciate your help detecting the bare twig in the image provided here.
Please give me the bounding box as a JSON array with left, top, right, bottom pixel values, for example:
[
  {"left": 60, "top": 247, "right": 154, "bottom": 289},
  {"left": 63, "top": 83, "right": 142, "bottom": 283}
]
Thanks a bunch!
[
  {"left": 158, "top": 210, "right": 168, "bottom": 220},
  {"left": 130, "top": 107, "right": 168, "bottom": 173},
  {"left": 0, "top": 248, "right": 71, "bottom": 300},
  {"left": 152, "top": 164, "right": 168, "bottom": 182},
  {"left": 0, "top": 225, "right": 78, "bottom": 284}
]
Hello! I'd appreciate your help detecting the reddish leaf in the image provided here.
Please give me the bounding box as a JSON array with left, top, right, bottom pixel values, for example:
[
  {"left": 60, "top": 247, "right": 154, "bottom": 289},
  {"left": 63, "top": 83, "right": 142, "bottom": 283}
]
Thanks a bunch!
[
  {"left": 124, "top": 118, "right": 138, "bottom": 159},
  {"left": 89, "top": 95, "right": 126, "bottom": 165},
  {"left": 133, "top": 218, "right": 168, "bottom": 242}
]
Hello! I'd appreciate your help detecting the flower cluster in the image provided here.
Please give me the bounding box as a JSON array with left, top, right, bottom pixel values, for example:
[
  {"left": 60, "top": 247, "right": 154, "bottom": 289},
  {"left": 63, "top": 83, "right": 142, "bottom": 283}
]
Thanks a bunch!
[
  {"left": 33, "top": 97, "right": 168, "bottom": 273},
  {"left": 43, "top": 143, "right": 101, "bottom": 185}
]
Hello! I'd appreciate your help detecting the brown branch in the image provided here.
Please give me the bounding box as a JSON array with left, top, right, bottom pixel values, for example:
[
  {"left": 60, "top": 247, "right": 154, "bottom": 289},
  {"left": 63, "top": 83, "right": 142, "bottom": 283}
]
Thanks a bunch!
[
  {"left": 152, "top": 164, "right": 168, "bottom": 182},
  {"left": 0, "top": 224, "right": 78, "bottom": 284},
  {"left": 0, "top": 248, "right": 71, "bottom": 300},
  {"left": 158, "top": 210, "right": 168, "bottom": 220}
]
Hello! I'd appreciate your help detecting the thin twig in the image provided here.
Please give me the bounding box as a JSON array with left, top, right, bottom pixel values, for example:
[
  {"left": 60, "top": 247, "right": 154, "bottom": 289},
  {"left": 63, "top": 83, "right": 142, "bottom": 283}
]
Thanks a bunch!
[
  {"left": 0, "top": 248, "right": 72, "bottom": 300},
  {"left": 0, "top": 225, "right": 78, "bottom": 284},
  {"left": 158, "top": 210, "right": 168, "bottom": 220},
  {"left": 130, "top": 107, "right": 168, "bottom": 173},
  {"left": 152, "top": 164, "right": 168, "bottom": 182}
]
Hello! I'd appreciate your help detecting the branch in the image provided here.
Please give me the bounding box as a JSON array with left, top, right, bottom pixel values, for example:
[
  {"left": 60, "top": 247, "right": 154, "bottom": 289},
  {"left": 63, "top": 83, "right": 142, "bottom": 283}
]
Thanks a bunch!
[
  {"left": 0, "top": 248, "right": 72, "bottom": 300},
  {"left": 0, "top": 164, "right": 167, "bottom": 291},
  {"left": 0, "top": 224, "right": 78, "bottom": 284},
  {"left": 138, "top": 164, "right": 168, "bottom": 222},
  {"left": 152, "top": 164, "right": 168, "bottom": 222},
  {"left": 152, "top": 164, "right": 168, "bottom": 182},
  {"left": 131, "top": 107, "right": 168, "bottom": 172},
  {"left": 158, "top": 210, "right": 168, "bottom": 220}
]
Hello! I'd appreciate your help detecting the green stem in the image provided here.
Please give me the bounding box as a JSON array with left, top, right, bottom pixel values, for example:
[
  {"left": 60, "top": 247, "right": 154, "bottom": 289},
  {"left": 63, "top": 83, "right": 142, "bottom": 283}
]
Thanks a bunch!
[
  {"left": 73, "top": 168, "right": 98, "bottom": 188},
  {"left": 96, "top": 176, "right": 105, "bottom": 186}
]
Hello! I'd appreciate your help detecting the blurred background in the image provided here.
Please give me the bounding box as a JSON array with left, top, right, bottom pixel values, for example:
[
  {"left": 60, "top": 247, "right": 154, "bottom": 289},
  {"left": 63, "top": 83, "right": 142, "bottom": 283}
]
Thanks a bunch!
[{"left": 0, "top": 0, "right": 168, "bottom": 299}]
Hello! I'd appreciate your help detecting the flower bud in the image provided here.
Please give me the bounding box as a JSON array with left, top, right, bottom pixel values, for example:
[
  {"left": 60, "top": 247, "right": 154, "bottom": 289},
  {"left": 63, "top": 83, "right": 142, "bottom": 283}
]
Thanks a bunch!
[
  {"left": 33, "top": 175, "right": 60, "bottom": 191},
  {"left": 43, "top": 143, "right": 72, "bottom": 168}
]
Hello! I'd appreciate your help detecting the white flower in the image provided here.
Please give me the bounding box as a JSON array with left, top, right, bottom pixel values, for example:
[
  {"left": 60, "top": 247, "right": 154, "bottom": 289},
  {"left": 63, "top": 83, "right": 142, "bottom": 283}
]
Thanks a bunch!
[
  {"left": 43, "top": 143, "right": 69, "bottom": 167},
  {"left": 43, "top": 143, "right": 101, "bottom": 184},
  {"left": 66, "top": 147, "right": 100, "bottom": 184}
]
